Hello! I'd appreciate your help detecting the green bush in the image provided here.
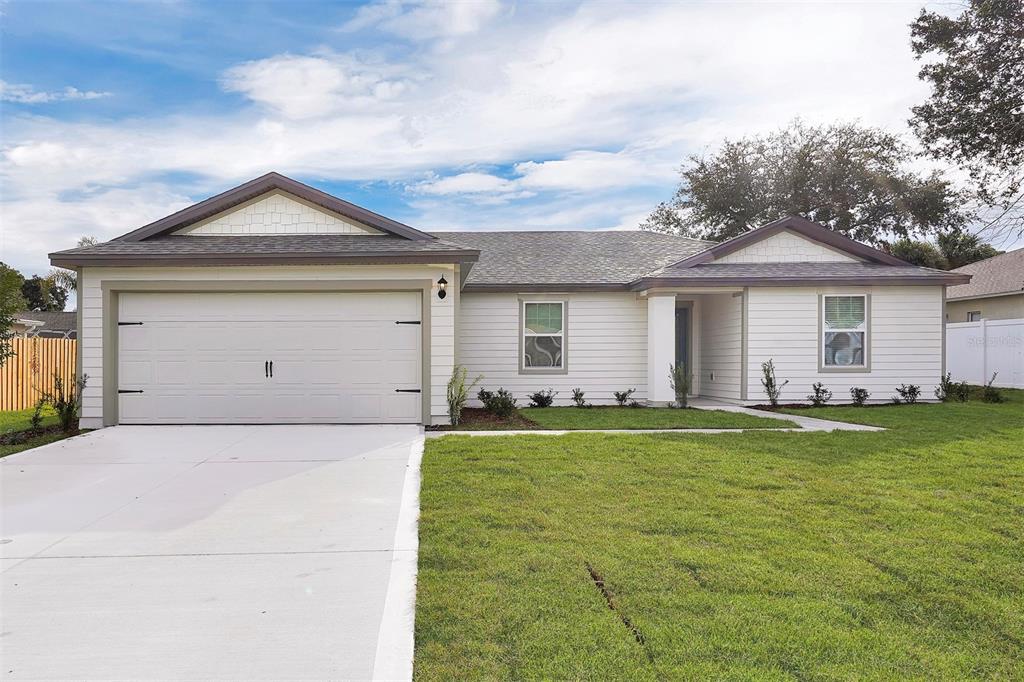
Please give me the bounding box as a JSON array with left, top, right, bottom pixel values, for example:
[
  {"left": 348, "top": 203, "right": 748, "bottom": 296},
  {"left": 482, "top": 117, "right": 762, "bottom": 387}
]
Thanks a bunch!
[
  {"left": 447, "top": 365, "right": 482, "bottom": 426},
  {"left": 893, "top": 384, "right": 921, "bottom": 404},
  {"left": 613, "top": 388, "right": 636, "bottom": 406},
  {"left": 478, "top": 387, "right": 518, "bottom": 418},
  {"left": 935, "top": 372, "right": 969, "bottom": 402},
  {"left": 849, "top": 387, "right": 870, "bottom": 406},
  {"left": 807, "top": 382, "right": 832, "bottom": 406},
  {"left": 982, "top": 373, "right": 1004, "bottom": 403},
  {"left": 528, "top": 388, "right": 556, "bottom": 408}
]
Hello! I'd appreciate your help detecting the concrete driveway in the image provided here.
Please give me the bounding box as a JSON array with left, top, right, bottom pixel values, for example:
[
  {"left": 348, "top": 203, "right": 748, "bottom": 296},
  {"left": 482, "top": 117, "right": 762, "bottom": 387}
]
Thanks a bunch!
[{"left": 0, "top": 425, "right": 423, "bottom": 681}]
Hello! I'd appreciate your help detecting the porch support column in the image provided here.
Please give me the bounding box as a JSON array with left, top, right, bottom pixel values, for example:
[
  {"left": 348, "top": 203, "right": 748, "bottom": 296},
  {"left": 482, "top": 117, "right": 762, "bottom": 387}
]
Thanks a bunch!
[{"left": 647, "top": 293, "right": 676, "bottom": 404}]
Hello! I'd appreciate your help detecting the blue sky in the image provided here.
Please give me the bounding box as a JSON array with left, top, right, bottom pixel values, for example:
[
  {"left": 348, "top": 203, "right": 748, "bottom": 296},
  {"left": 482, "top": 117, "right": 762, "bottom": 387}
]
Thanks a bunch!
[{"left": 2, "top": 0, "right": 968, "bottom": 279}]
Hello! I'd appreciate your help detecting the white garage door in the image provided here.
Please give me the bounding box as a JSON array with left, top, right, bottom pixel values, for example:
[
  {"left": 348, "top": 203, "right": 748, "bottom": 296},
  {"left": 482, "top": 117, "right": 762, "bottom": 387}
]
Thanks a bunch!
[{"left": 117, "top": 291, "right": 422, "bottom": 424}]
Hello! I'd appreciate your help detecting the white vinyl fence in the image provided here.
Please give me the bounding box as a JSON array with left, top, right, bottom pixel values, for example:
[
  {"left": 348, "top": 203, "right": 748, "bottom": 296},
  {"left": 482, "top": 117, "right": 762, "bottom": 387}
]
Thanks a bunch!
[{"left": 946, "top": 318, "right": 1024, "bottom": 388}]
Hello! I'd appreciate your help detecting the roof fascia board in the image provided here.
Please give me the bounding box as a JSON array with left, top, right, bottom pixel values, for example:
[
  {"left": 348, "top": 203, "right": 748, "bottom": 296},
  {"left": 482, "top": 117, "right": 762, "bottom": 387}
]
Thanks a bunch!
[
  {"left": 50, "top": 250, "right": 479, "bottom": 269},
  {"left": 115, "top": 172, "right": 434, "bottom": 242},
  {"left": 663, "top": 216, "right": 911, "bottom": 270},
  {"left": 629, "top": 273, "right": 970, "bottom": 289}
]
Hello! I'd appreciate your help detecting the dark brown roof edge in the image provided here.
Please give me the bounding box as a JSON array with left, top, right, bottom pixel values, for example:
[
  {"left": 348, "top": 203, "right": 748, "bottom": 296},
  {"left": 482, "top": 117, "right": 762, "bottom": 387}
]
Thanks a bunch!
[
  {"left": 663, "top": 216, "right": 911, "bottom": 270},
  {"left": 629, "top": 272, "right": 970, "bottom": 290},
  {"left": 49, "top": 250, "right": 479, "bottom": 269},
  {"left": 115, "top": 172, "right": 434, "bottom": 242}
]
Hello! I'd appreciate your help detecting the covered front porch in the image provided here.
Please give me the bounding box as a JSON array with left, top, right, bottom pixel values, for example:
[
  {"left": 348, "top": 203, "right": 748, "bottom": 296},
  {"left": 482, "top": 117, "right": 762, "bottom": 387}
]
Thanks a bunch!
[{"left": 644, "top": 288, "right": 746, "bottom": 405}]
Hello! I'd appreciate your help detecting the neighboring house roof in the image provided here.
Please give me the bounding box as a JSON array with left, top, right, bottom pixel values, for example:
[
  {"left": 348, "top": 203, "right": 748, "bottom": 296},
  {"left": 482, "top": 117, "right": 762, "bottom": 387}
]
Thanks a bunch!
[
  {"left": 17, "top": 311, "right": 76, "bottom": 331},
  {"left": 47, "top": 173, "right": 972, "bottom": 290},
  {"left": 50, "top": 234, "right": 479, "bottom": 268},
  {"left": 114, "top": 172, "right": 434, "bottom": 242},
  {"left": 946, "top": 248, "right": 1024, "bottom": 301},
  {"left": 432, "top": 231, "right": 711, "bottom": 289}
]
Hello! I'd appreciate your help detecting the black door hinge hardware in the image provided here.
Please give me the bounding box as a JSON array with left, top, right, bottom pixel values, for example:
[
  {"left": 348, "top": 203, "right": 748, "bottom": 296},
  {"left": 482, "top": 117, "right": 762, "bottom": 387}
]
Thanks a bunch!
[
  {"left": 118, "top": 322, "right": 144, "bottom": 326},
  {"left": 118, "top": 389, "right": 144, "bottom": 394},
  {"left": 395, "top": 389, "right": 421, "bottom": 393},
  {"left": 395, "top": 320, "right": 421, "bottom": 325}
]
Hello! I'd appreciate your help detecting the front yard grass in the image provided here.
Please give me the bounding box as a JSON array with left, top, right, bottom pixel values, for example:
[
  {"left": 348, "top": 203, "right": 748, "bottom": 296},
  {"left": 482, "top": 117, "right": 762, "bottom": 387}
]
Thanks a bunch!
[
  {"left": 0, "top": 406, "right": 74, "bottom": 459},
  {"left": 521, "top": 406, "right": 794, "bottom": 430},
  {"left": 415, "top": 390, "right": 1024, "bottom": 679}
]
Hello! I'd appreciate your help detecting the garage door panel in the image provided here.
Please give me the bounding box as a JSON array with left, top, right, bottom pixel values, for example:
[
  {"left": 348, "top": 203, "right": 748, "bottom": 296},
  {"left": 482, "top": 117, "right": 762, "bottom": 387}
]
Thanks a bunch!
[{"left": 117, "top": 292, "right": 422, "bottom": 424}]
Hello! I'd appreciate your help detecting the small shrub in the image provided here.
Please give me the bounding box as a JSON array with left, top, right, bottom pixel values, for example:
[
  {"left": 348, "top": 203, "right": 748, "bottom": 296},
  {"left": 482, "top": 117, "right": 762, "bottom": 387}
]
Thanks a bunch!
[
  {"left": 892, "top": 384, "right": 921, "bottom": 405},
  {"left": 982, "top": 373, "right": 1004, "bottom": 403},
  {"left": 807, "top": 382, "right": 832, "bottom": 406},
  {"left": 446, "top": 365, "right": 482, "bottom": 426},
  {"left": 668, "top": 363, "right": 691, "bottom": 408},
  {"left": 528, "top": 388, "right": 557, "bottom": 408},
  {"left": 613, "top": 388, "right": 636, "bottom": 406},
  {"left": 935, "top": 372, "right": 969, "bottom": 402},
  {"left": 571, "top": 387, "right": 589, "bottom": 408},
  {"left": 849, "top": 387, "right": 870, "bottom": 406},
  {"left": 29, "top": 398, "right": 45, "bottom": 431},
  {"left": 478, "top": 387, "right": 517, "bottom": 418},
  {"left": 760, "top": 359, "right": 789, "bottom": 407},
  {"left": 38, "top": 373, "right": 87, "bottom": 434},
  {"left": 627, "top": 400, "right": 643, "bottom": 408}
]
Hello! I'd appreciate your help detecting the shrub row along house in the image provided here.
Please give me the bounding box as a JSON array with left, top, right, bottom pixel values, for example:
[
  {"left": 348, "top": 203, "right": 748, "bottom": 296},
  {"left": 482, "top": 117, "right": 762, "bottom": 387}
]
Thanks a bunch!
[{"left": 50, "top": 173, "right": 970, "bottom": 428}]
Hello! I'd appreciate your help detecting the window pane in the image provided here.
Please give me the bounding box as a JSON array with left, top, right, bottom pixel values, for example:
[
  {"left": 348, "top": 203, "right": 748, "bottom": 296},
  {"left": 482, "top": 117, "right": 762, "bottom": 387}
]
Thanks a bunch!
[
  {"left": 525, "top": 303, "right": 562, "bottom": 334},
  {"left": 824, "top": 296, "right": 865, "bottom": 329},
  {"left": 525, "top": 336, "right": 562, "bottom": 367},
  {"left": 824, "top": 331, "right": 865, "bottom": 366}
]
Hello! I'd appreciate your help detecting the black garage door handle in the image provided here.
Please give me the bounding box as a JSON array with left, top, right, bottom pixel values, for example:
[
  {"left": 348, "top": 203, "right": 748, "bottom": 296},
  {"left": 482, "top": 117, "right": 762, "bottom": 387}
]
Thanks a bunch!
[
  {"left": 269, "top": 361, "right": 273, "bottom": 378},
  {"left": 265, "top": 361, "right": 269, "bottom": 378}
]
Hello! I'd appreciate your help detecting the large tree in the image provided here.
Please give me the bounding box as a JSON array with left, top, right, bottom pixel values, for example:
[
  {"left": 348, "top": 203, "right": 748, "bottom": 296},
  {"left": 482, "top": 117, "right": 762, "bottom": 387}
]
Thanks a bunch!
[
  {"left": 1, "top": 263, "right": 27, "bottom": 367},
  {"left": 21, "top": 275, "right": 68, "bottom": 312},
  {"left": 910, "top": 0, "right": 1024, "bottom": 238},
  {"left": 936, "top": 229, "right": 1001, "bottom": 269},
  {"left": 641, "top": 120, "right": 968, "bottom": 244},
  {"left": 48, "top": 236, "right": 98, "bottom": 293}
]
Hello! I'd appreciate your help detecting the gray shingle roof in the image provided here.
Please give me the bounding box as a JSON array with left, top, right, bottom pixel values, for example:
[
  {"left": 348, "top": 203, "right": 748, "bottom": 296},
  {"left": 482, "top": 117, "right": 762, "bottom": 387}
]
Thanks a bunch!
[
  {"left": 947, "top": 248, "right": 1024, "bottom": 300},
  {"left": 50, "top": 235, "right": 478, "bottom": 267},
  {"left": 16, "top": 310, "right": 76, "bottom": 330},
  {"left": 432, "top": 231, "right": 711, "bottom": 286}
]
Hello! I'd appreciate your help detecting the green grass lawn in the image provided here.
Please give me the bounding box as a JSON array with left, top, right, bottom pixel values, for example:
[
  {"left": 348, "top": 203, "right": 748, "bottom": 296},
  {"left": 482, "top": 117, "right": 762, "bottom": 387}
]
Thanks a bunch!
[
  {"left": 415, "top": 390, "right": 1024, "bottom": 679},
  {"left": 0, "top": 406, "right": 70, "bottom": 459},
  {"left": 521, "top": 406, "right": 795, "bottom": 430}
]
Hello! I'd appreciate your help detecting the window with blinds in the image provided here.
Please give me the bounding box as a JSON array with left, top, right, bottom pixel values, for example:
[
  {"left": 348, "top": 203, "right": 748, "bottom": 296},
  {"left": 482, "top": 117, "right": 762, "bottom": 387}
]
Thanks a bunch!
[{"left": 822, "top": 295, "right": 867, "bottom": 367}]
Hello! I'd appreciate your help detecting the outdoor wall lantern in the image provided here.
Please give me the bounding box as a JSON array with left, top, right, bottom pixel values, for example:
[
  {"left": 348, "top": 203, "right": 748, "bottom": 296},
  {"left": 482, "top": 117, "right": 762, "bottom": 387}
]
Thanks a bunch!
[{"left": 437, "top": 275, "right": 448, "bottom": 299}]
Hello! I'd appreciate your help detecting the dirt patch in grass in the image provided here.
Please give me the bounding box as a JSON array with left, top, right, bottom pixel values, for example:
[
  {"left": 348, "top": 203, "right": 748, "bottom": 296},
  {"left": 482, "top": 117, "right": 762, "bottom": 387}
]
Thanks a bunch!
[
  {"left": 426, "top": 408, "right": 541, "bottom": 431},
  {"left": 0, "top": 425, "right": 77, "bottom": 447}
]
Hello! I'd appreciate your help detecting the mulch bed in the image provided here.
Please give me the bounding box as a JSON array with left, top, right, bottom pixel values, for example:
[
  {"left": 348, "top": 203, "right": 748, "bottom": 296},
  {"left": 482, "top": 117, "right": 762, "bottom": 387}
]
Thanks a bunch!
[
  {"left": 426, "top": 408, "right": 541, "bottom": 431},
  {"left": 752, "top": 403, "right": 894, "bottom": 411}
]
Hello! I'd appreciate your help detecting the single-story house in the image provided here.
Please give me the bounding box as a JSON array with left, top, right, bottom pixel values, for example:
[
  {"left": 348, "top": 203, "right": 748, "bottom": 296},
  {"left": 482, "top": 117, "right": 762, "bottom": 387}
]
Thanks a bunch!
[
  {"left": 13, "top": 310, "right": 78, "bottom": 339},
  {"left": 50, "top": 172, "right": 970, "bottom": 428},
  {"left": 945, "top": 248, "right": 1023, "bottom": 322}
]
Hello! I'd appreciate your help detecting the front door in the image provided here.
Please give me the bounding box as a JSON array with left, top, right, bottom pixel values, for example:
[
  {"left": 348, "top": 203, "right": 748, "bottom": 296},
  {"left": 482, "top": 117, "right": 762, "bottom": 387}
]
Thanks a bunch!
[{"left": 675, "top": 307, "right": 690, "bottom": 373}]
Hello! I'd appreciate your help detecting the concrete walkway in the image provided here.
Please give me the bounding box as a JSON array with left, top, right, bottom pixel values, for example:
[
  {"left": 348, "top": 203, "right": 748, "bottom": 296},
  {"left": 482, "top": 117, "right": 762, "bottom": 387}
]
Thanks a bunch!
[
  {"left": 427, "top": 401, "right": 882, "bottom": 437},
  {"left": 1, "top": 425, "right": 424, "bottom": 681}
]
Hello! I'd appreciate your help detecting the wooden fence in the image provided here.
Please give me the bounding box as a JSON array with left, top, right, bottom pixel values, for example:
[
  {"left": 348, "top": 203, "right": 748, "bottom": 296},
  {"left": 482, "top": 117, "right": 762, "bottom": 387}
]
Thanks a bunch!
[{"left": 1, "top": 337, "right": 78, "bottom": 411}]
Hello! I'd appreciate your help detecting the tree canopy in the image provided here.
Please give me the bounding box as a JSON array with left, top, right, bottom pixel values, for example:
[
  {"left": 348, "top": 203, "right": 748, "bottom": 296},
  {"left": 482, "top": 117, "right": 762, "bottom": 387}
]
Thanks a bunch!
[
  {"left": 641, "top": 120, "right": 968, "bottom": 244},
  {"left": 21, "top": 275, "right": 68, "bottom": 312},
  {"left": 910, "top": 0, "right": 1024, "bottom": 238},
  {"left": 1, "top": 263, "right": 28, "bottom": 367}
]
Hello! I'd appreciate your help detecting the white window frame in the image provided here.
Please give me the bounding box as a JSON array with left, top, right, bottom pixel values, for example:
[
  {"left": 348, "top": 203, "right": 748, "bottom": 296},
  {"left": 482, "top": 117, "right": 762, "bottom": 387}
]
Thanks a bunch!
[
  {"left": 820, "top": 294, "right": 870, "bottom": 372},
  {"left": 520, "top": 299, "right": 567, "bottom": 374}
]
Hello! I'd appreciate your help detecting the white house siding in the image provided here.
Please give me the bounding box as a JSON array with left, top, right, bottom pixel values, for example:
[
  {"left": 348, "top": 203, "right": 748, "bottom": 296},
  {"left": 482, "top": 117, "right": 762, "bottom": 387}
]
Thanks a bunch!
[
  {"left": 173, "top": 192, "right": 382, "bottom": 236},
  {"left": 697, "top": 293, "right": 743, "bottom": 400},
  {"left": 717, "top": 231, "right": 857, "bottom": 263},
  {"left": 458, "top": 292, "right": 648, "bottom": 406},
  {"left": 745, "top": 286, "right": 945, "bottom": 403},
  {"left": 77, "top": 264, "right": 455, "bottom": 428}
]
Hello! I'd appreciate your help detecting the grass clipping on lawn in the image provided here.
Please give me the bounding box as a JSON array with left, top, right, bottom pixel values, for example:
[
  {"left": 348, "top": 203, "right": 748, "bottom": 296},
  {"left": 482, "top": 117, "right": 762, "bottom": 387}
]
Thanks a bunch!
[{"left": 414, "top": 391, "right": 1024, "bottom": 680}]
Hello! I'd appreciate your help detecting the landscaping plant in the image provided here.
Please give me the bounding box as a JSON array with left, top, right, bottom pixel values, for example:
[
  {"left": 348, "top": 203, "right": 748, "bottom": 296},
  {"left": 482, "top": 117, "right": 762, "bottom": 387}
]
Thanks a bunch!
[
  {"left": 893, "top": 383, "right": 922, "bottom": 405},
  {"left": 935, "top": 372, "right": 969, "bottom": 402},
  {"left": 37, "top": 373, "right": 87, "bottom": 434},
  {"left": 446, "top": 365, "right": 482, "bottom": 426},
  {"left": 613, "top": 388, "right": 636, "bottom": 407},
  {"left": 570, "top": 388, "right": 589, "bottom": 408},
  {"left": 528, "top": 388, "right": 556, "bottom": 408},
  {"left": 807, "top": 382, "right": 832, "bottom": 406},
  {"left": 982, "top": 373, "right": 1004, "bottom": 403},
  {"left": 760, "top": 359, "right": 788, "bottom": 407},
  {"left": 668, "top": 363, "right": 691, "bottom": 408},
  {"left": 849, "top": 387, "right": 870, "bottom": 406},
  {"left": 477, "top": 387, "right": 517, "bottom": 418}
]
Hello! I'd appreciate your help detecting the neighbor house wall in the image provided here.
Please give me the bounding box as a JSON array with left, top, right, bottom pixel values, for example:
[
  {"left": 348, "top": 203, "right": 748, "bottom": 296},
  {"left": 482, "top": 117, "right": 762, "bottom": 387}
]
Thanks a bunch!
[
  {"left": 697, "top": 292, "right": 743, "bottom": 400},
  {"left": 717, "top": 230, "right": 858, "bottom": 264},
  {"left": 77, "top": 263, "right": 455, "bottom": 428},
  {"left": 457, "top": 291, "right": 647, "bottom": 405},
  {"left": 945, "top": 294, "right": 1024, "bottom": 323},
  {"left": 744, "top": 285, "right": 945, "bottom": 403}
]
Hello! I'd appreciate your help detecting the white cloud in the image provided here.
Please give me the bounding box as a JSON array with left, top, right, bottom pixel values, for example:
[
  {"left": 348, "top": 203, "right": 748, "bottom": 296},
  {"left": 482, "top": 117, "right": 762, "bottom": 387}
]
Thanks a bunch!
[
  {"left": 3, "top": 0, "right": 961, "bottom": 273},
  {"left": 341, "top": 0, "right": 502, "bottom": 41},
  {"left": 0, "top": 80, "right": 110, "bottom": 104}
]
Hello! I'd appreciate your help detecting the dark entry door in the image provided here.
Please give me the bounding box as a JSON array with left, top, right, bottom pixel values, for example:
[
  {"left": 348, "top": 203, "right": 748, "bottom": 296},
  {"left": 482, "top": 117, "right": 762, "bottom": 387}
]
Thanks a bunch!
[{"left": 675, "top": 307, "right": 690, "bottom": 371}]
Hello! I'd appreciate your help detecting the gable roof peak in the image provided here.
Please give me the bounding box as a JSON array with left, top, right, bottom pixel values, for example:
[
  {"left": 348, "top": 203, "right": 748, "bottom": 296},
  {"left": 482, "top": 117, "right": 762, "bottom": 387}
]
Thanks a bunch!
[{"left": 115, "top": 172, "right": 435, "bottom": 242}]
